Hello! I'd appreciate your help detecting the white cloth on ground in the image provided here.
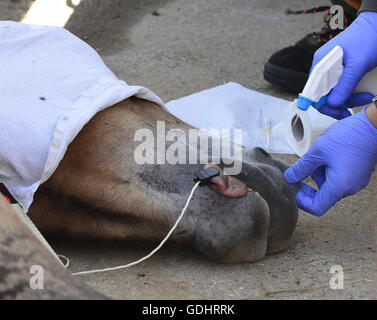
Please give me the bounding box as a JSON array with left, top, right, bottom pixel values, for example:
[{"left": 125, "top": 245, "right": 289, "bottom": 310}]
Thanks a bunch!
[
  {"left": 166, "top": 83, "right": 339, "bottom": 157},
  {"left": 166, "top": 82, "right": 295, "bottom": 154},
  {"left": 0, "top": 21, "right": 165, "bottom": 212}
]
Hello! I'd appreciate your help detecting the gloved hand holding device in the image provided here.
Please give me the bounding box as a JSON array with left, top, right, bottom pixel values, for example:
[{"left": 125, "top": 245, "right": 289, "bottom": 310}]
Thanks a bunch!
[
  {"left": 285, "top": 10, "right": 377, "bottom": 216},
  {"left": 312, "top": 11, "right": 377, "bottom": 119},
  {"left": 285, "top": 107, "right": 377, "bottom": 216}
]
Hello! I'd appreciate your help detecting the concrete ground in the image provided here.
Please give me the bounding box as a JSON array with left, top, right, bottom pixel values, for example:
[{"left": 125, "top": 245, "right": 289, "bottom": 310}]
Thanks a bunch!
[{"left": 1, "top": 0, "right": 376, "bottom": 299}]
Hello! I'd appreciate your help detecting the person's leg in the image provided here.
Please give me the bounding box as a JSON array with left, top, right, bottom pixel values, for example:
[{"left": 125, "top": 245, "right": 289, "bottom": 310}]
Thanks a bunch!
[{"left": 264, "top": 0, "right": 361, "bottom": 93}]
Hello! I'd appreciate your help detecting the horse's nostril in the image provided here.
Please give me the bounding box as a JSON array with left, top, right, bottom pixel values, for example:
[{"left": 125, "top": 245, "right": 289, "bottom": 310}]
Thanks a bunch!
[{"left": 254, "top": 147, "right": 270, "bottom": 157}]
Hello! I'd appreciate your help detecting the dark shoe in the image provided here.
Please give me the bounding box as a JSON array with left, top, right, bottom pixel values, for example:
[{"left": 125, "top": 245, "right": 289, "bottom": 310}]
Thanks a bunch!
[{"left": 264, "top": 5, "right": 357, "bottom": 93}]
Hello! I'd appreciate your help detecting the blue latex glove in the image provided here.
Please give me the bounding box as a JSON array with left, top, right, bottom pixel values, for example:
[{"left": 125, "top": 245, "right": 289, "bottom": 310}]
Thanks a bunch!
[
  {"left": 284, "top": 107, "right": 377, "bottom": 216},
  {"left": 311, "top": 11, "right": 377, "bottom": 120},
  {"left": 319, "top": 92, "right": 374, "bottom": 120}
]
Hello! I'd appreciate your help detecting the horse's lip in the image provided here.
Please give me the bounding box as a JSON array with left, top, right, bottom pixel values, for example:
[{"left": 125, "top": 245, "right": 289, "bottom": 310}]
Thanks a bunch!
[{"left": 204, "top": 164, "right": 249, "bottom": 198}]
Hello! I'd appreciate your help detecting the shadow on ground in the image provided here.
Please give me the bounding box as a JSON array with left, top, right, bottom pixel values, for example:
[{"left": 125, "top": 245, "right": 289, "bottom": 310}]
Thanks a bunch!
[
  {"left": 0, "top": 0, "right": 34, "bottom": 21},
  {"left": 1, "top": 0, "right": 173, "bottom": 55},
  {"left": 65, "top": 0, "right": 174, "bottom": 55}
]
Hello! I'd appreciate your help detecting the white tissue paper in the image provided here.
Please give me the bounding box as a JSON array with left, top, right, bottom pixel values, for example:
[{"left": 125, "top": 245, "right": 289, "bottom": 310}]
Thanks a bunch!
[
  {"left": 283, "top": 100, "right": 337, "bottom": 156},
  {"left": 166, "top": 82, "right": 336, "bottom": 156}
]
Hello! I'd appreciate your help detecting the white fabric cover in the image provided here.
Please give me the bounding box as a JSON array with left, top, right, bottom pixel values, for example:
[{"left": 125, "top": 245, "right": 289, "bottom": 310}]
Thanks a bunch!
[
  {"left": 0, "top": 22, "right": 165, "bottom": 211},
  {"left": 166, "top": 82, "right": 294, "bottom": 154}
]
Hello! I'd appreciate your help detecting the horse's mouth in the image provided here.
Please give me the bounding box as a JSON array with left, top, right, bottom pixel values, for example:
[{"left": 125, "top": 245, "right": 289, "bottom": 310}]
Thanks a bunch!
[{"left": 203, "top": 164, "right": 251, "bottom": 198}]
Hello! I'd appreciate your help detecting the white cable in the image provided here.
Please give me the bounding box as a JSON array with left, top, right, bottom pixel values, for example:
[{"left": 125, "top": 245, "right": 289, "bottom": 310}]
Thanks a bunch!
[
  {"left": 72, "top": 181, "right": 201, "bottom": 276},
  {"left": 58, "top": 254, "right": 70, "bottom": 268}
]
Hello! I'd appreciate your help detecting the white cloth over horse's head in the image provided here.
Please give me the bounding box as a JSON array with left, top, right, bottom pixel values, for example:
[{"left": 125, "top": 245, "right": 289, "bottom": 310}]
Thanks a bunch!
[{"left": 0, "top": 21, "right": 165, "bottom": 212}]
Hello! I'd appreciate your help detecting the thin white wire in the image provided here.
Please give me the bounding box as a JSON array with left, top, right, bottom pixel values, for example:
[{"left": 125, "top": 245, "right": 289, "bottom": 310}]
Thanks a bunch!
[
  {"left": 72, "top": 181, "right": 201, "bottom": 276},
  {"left": 57, "top": 254, "right": 70, "bottom": 268}
]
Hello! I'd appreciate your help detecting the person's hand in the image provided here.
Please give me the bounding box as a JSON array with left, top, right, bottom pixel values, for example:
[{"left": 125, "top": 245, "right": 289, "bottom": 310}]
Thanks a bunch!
[
  {"left": 318, "top": 92, "right": 374, "bottom": 120},
  {"left": 310, "top": 11, "right": 377, "bottom": 120},
  {"left": 284, "top": 107, "right": 377, "bottom": 216}
]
